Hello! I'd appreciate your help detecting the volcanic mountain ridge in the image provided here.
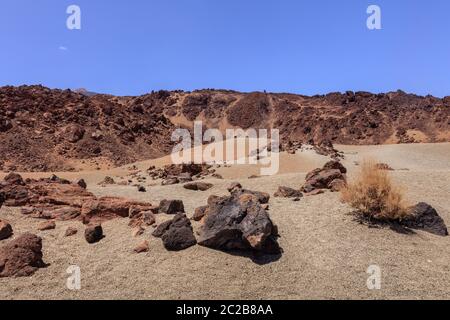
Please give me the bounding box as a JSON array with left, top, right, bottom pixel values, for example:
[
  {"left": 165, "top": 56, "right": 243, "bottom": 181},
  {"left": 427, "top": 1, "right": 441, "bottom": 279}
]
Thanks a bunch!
[{"left": 0, "top": 85, "right": 448, "bottom": 172}]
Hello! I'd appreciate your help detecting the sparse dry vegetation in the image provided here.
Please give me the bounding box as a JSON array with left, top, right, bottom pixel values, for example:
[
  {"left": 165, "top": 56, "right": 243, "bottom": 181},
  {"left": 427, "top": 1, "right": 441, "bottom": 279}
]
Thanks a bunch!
[{"left": 341, "top": 160, "right": 409, "bottom": 220}]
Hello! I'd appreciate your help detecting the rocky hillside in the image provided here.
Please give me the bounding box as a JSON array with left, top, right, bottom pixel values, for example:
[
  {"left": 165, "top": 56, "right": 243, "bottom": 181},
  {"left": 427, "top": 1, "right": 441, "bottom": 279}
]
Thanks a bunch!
[{"left": 0, "top": 85, "right": 449, "bottom": 172}]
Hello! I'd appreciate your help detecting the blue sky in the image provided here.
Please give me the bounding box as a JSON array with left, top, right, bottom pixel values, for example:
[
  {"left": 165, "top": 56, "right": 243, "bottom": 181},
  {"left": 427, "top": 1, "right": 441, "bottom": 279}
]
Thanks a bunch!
[{"left": 1, "top": 0, "right": 449, "bottom": 97}]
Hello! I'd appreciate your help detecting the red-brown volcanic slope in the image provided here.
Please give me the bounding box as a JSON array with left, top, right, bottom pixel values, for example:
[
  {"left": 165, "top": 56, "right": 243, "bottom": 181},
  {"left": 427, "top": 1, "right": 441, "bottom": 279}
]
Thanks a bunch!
[{"left": 0, "top": 85, "right": 449, "bottom": 172}]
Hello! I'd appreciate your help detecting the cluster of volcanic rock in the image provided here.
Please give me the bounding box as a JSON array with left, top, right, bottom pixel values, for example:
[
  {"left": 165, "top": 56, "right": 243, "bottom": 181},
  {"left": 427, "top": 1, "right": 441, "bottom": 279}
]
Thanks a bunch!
[
  {"left": 1, "top": 187, "right": 46, "bottom": 277},
  {"left": 1, "top": 157, "right": 448, "bottom": 278},
  {"left": 0, "top": 172, "right": 282, "bottom": 277},
  {"left": 147, "top": 163, "right": 223, "bottom": 185},
  {"left": 271, "top": 160, "right": 348, "bottom": 201},
  {"left": 150, "top": 182, "right": 280, "bottom": 254}
]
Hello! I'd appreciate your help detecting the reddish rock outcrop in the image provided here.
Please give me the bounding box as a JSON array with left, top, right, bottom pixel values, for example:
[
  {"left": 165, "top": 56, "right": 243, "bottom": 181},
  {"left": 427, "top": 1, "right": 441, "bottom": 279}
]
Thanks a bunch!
[
  {"left": 0, "top": 233, "right": 46, "bottom": 277},
  {"left": 81, "top": 197, "right": 154, "bottom": 224},
  {"left": 0, "top": 174, "right": 156, "bottom": 225}
]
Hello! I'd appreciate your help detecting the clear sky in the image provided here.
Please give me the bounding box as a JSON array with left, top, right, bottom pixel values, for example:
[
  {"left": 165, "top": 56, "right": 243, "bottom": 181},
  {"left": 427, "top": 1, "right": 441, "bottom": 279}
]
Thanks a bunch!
[{"left": 1, "top": 0, "right": 449, "bottom": 97}]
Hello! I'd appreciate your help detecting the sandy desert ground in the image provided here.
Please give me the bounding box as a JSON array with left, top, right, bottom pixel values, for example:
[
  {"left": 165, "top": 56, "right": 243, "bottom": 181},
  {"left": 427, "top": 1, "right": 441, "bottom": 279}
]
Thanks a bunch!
[{"left": 0, "top": 143, "right": 449, "bottom": 300}]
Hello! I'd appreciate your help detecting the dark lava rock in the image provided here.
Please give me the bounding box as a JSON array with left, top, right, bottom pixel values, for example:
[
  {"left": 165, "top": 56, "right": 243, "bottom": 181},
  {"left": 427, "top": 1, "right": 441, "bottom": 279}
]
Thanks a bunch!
[
  {"left": 153, "top": 214, "right": 197, "bottom": 251},
  {"left": 85, "top": 224, "right": 104, "bottom": 243},
  {"left": 159, "top": 199, "right": 185, "bottom": 214},
  {"left": 403, "top": 203, "right": 448, "bottom": 236},
  {"left": 198, "top": 191, "right": 280, "bottom": 254},
  {"left": 74, "top": 179, "right": 87, "bottom": 189},
  {"left": 0, "top": 220, "right": 13, "bottom": 240},
  {"left": 152, "top": 220, "right": 173, "bottom": 238}
]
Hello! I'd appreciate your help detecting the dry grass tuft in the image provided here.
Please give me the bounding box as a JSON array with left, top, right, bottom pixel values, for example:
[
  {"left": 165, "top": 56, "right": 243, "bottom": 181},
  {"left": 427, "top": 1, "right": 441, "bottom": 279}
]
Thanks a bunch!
[{"left": 341, "top": 160, "right": 409, "bottom": 221}]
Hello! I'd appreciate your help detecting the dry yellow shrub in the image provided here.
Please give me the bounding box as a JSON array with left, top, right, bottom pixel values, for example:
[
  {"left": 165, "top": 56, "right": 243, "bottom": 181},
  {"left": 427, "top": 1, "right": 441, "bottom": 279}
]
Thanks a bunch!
[{"left": 341, "top": 160, "right": 409, "bottom": 220}]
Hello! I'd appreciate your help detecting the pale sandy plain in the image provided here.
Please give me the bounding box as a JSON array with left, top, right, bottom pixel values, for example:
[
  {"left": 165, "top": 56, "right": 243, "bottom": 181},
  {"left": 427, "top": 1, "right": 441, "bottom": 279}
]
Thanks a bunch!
[{"left": 0, "top": 143, "right": 449, "bottom": 300}]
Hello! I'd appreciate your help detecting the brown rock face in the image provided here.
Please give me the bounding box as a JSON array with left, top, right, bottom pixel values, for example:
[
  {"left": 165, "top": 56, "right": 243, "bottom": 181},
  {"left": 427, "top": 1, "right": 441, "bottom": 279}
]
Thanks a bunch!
[
  {"left": 63, "top": 124, "right": 85, "bottom": 143},
  {"left": 0, "top": 233, "right": 46, "bottom": 277},
  {"left": 227, "top": 92, "right": 270, "bottom": 129},
  {"left": 198, "top": 189, "right": 280, "bottom": 254},
  {"left": 0, "top": 220, "right": 13, "bottom": 240},
  {"left": 0, "top": 85, "right": 176, "bottom": 172}
]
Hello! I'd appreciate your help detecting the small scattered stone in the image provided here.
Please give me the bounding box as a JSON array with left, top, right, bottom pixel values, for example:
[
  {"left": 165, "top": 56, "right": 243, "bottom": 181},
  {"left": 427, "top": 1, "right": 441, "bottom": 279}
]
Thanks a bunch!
[
  {"left": 158, "top": 214, "right": 197, "bottom": 251},
  {"left": 227, "top": 182, "right": 242, "bottom": 193},
  {"left": 183, "top": 182, "right": 213, "bottom": 191},
  {"left": 74, "top": 179, "right": 87, "bottom": 189},
  {"left": 65, "top": 227, "right": 78, "bottom": 237},
  {"left": 134, "top": 240, "right": 149, "bottom": 253},
  {"left": 38, "top": 221, "right": 56, "bottom": 231},
  {"left": 274, "top": 186, "right": 303, "bottom": 198},
  {"left": 305, "top": 189, "right": 325, "bottom": 196},
  {"left": 0, "top": 220, "right": 13, "bottom": 240},
  {"left": 132, "top": 226, "right": 145, "bottom": 237},
  {"left": 98, "top": 176, "right": 115, "bottom": 186},
  {"left": 85, "top": 224, "right": 103, "bottom": 244}
]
